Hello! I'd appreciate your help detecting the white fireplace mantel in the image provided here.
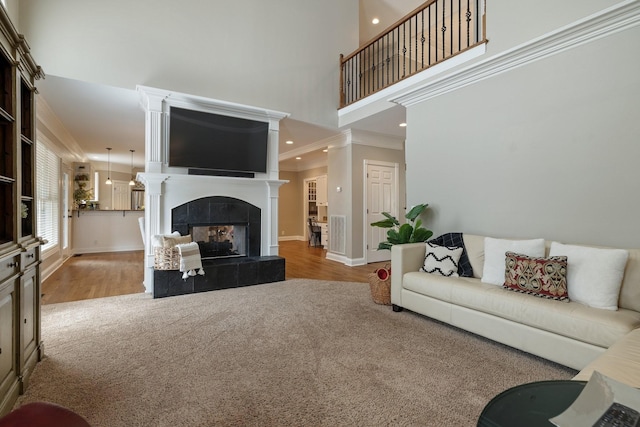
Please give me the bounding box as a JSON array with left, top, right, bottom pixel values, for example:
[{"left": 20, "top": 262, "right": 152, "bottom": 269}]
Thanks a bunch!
[{"left": 137, "top": 86, "right": 290, "bottom": 295}]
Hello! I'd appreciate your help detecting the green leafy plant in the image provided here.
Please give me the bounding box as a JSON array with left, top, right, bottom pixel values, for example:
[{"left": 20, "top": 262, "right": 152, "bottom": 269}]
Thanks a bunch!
[
  {"left": 73, "top": 181, "right": 94, "bottom": 208},
  {"left": 370, "top": 203, "right": 433, "bottom": 250}
]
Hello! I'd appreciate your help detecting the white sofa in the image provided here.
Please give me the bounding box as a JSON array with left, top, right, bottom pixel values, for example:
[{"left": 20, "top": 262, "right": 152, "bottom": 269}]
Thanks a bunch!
[{"left": 390, "top": 234, "right": 640, "bottom": 373}]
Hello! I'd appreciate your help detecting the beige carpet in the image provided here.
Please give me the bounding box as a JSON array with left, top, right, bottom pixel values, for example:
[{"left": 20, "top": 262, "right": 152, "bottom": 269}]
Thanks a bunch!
[{"left": 16, "top": 279, "right": 576, "bottom": 426}]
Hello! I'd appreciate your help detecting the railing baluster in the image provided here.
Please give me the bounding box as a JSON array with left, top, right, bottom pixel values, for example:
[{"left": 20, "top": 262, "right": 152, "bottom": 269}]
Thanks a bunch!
[
  {"left": 450, "top": 0, "right": 454, "bottom": 56},
  {"left": 402, "top": 22, "right": 406, "bottom": 77},
  {"left": 435, "top": 1, "right": 438, "bottom": 62},
  {"left": 428, "top": 6, "right": 432, "bottom": 66},
  {"left": 421, "top": 10, "right": 425, "bottom": 69},
  {"left": 441, "top": 0, "right": 446, "bottom": 59},
  {"left": 458, "top": 0, "right": 462, "bottom": 51}
]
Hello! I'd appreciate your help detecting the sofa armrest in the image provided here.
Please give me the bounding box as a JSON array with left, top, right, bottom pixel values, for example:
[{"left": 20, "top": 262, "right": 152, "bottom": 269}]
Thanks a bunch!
[{"left": 391, "top": 243, "right": 426, "bottom": 307}]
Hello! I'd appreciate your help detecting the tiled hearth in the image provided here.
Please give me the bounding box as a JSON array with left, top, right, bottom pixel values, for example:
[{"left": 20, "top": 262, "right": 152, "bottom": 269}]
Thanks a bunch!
[{"left": 153, "top": 196, "right": 285, "bottom": 298}]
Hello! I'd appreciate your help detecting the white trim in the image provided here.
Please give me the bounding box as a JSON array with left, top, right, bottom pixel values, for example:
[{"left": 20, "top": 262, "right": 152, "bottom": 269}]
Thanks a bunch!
[
  {"left": 278, "top": 235, "right": 305, "bottom": 242},
  {"left": 392, "top": 0, "right": 640, "bottom": 107},
  {"left": 325, "top": 252, "right": 366, "bottom": 267},
  {"left": 39, "top": 254, "right": 68, "bottom": 283}
]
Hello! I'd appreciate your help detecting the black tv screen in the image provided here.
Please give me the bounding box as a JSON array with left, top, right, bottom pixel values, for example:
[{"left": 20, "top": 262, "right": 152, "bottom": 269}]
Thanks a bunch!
[{"left": 168, "top": 107, "right": 269, "bottom": 173}]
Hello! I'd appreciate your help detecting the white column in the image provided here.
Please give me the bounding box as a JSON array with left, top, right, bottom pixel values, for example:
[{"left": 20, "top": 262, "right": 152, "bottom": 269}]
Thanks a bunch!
[
  {"left": 266, "top": 180, "right": 286, "bottom": 256},
  {"left": 137, "top": 173, "right": 169, "bottom": 294}
]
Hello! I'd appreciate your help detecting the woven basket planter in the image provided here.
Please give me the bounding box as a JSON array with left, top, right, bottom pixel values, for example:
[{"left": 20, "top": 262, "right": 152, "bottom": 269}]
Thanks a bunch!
[
  {"left": 154, "top": 247, "right": 180, "bottom": 270},
  {"left": 368, "top": 264, "right": 391, "bottom": 305}
]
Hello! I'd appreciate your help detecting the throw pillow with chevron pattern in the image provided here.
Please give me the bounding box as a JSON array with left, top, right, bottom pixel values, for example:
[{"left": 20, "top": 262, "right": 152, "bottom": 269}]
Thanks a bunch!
[{"left": 421, "top": 242, "right": 464, "bottom": 277}]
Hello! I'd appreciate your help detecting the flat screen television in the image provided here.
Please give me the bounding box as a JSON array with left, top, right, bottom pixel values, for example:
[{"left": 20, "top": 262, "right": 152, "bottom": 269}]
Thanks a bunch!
[{"left": 168, "top": 106, "right": 269, "bottom": 174}]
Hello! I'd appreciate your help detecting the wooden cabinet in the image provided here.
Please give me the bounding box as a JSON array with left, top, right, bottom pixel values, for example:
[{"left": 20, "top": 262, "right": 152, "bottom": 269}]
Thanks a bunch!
[
  {"left": 0, "top": 277, "right": 18, "bottom": 415},
  {"left": 0, "top": 5, "right": 45, "bottom": 417}
]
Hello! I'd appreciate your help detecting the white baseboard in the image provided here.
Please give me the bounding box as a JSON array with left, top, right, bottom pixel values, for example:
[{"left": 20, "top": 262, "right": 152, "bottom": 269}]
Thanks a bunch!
[
  {"left": 278, "top": 235, "right": 305, "bottom": 242},
  {"left": 73, "top": 245, "right": 144, "bottom": 255},
  {"left": 40, "top": 257, "right": 68, "bottom": 282},
  {"left": 325, "top": 252, "right": 366, "bottom": 266}
]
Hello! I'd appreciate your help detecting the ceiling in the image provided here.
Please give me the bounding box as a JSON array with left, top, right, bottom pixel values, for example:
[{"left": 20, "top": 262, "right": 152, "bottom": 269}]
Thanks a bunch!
[{"left": 33, "top": 0, "right": 421, "bottom": 172}]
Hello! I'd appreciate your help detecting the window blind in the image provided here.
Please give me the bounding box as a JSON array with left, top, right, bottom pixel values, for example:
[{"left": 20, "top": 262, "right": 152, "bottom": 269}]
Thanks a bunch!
[{"left": 36, "top": 142, "right": 59, "bottom": 252}]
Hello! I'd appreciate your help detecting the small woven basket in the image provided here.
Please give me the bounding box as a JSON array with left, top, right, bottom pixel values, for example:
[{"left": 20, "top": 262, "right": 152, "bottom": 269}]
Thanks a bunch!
[
  {"left": 368, "top": 263, "right": 391, "bottom": 305},
  {"left": 154, "top": 247, "right": 180, "bottom": 270}
]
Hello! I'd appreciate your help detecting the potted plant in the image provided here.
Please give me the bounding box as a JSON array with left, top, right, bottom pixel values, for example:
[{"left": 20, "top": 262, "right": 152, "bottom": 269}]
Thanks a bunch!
[
  {"left": 370, "top": 203, "right": 433, "bottom": 250},
  {"left": 367, "top": 203, "right": 433, "bottom": 305},
  {"left": 73, "top": 182, "right": 94, "bottom": 209}
]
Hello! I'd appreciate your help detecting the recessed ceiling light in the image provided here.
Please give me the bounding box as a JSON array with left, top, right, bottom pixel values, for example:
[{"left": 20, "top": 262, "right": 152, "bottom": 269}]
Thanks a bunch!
[
  {"left": 322, "top": 149, "right": 328, "bottom": 153},
  {"left": 285, "top": 140, "right": 294, "bottom": 145},
  {"left": 295, "top": 157, "right": 302, "bottom": 160},
  {"left": 372, "top": 18, "right": 380, "bottom": 25},
  {"left": 399, "top": 122, "right": 407, "bottom": 127}
]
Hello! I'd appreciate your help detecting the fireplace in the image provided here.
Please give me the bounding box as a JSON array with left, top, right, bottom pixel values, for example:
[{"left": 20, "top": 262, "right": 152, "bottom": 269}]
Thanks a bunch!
[
  {"left": 172, "top": 195, "right": 261, "bottom": 257},
  {"left": 153, "top": 195, "right": 285, "bottom": 298},
  {"left": 137, "top": 86, "right": 290, "bottom": 296}
]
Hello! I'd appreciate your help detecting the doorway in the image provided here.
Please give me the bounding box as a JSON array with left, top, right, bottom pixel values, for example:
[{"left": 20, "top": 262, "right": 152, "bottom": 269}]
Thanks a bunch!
[{"left": 364, "top": 160, "right": 399, "bottom": 263}]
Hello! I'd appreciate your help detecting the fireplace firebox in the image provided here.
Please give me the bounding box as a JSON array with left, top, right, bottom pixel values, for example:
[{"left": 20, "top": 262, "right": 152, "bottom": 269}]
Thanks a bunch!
[{"left": 153, "top": 196, "right": 285, "bottom": 298}]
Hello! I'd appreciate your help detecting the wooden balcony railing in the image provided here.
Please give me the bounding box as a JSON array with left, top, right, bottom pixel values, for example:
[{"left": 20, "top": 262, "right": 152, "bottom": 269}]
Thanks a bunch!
[{"left": 340, "top": 0, "right": 487, "bottom": 108}]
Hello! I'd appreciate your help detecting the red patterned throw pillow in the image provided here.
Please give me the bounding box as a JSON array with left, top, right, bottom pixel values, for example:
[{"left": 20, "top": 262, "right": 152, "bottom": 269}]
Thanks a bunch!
[{"left": 503, "top": 251, "right": 569, "bottom": 301}]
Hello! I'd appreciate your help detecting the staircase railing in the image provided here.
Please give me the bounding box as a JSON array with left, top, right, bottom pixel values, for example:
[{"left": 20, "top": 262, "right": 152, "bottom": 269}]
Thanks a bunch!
[{"left": 340, "top": 0, "right": 487, "bottom": 108}]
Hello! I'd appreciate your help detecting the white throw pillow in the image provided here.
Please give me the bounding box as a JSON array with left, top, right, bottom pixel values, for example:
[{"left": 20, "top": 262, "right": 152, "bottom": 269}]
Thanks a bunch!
[
  {"left": 421, "top": 242, "right": 464, "bottom": 277},
  {"left": 481, "top": 237, "right": 545, "bottom": 285},
  {"left": 549, "top": 242, "right": 629, "bottom": 310},
  {"left": 151, "top": 231, "right": 181, "bottom": 247}
]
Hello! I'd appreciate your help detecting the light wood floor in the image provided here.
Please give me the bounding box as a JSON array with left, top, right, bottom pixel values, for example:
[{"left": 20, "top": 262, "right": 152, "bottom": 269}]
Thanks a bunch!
[{"left": 41, "top": 241, "right": 389, "bottom": 305}]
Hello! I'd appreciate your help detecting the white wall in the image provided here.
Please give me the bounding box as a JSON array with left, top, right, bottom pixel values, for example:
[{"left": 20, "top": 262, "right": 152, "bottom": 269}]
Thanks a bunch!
[
  {"left": 18, "top": 0, "right": 359, "bottom": 129},
  {"left": 72, "top": 211, "right": 144, "bottom": 254},
  {"left": 404, "top": 19, "right": 640, "bottom": 248}
]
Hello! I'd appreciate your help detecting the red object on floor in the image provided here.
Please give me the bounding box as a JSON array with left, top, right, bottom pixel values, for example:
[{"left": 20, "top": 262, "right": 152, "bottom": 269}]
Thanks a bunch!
[{"left": 0, "top": 402, "right": 91, "bottom": 427}]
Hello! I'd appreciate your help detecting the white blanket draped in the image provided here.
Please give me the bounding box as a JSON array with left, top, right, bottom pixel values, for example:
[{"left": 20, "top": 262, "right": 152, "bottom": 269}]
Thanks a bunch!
[{"left": 176, "top": 242, "right": 205, "bottom": 279}]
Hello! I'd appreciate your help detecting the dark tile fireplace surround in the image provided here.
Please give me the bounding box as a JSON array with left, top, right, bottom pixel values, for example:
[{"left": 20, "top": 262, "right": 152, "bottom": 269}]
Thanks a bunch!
[{"left": 153, "top": 196, "right": 285, "bottom": 298}]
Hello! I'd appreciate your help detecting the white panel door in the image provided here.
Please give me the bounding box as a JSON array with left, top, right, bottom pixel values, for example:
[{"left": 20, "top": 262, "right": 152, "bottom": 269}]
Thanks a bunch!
[
  {"left": 112, "top": 181, "right": 131, "bottom": 210},
  {"left": 366, "top": 162, "right": 397, "bottom": 263}
]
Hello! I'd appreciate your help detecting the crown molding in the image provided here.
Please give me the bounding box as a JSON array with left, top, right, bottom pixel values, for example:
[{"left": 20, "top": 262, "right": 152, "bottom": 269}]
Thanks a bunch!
[
  {"left": 137, "top": 85, "right": 289, "bottom": 123},
  {"left": 392, "top": 0, "right": 640, "bottom": 107}
]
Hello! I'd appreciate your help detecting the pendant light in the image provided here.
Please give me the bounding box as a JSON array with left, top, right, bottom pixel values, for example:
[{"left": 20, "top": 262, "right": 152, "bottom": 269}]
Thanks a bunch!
[
  {"left": 105, "top": 147, "right": 112, "bottom": 185},
  {"left": 129, "top": 149, "right": 135, "bottom": 186}
]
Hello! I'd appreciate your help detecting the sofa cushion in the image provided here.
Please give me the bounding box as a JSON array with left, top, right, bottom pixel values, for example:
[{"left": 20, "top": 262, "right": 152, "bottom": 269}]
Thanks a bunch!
[
  {"left": 403, "top": 272, "right": 477, "bottom": 303},
  {"left": 447, "top": 280, "right": 640, "bottom": 348},
  {"left": 428, "top": 233, "right": 474, "bottom": 277},
  {"left": 549, "top": 242, "right": 629, "bottom": 311},
  {"left": 421, "top": 242, "right": 463, "bottom": 277},
  {"left": 503, "top": 252, "right": 569, "bottom": 302},
  {"left": 482, "top": 237, "right": 545, "bottom": 286}
]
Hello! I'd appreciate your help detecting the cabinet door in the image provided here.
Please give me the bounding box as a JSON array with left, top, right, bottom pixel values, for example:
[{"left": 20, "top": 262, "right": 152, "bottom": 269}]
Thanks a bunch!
[
  {"left": 320, "top": 223, "right": 328, "bottom": 247},
  {"left": 21, "top": 268, "right": 37, "bottom": 359},
  {"left": 316, "top": 175, "right": 328, "bottom": 206},
  {"left": 0, "top": 281, "right": 17, "bottom": 403}
]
